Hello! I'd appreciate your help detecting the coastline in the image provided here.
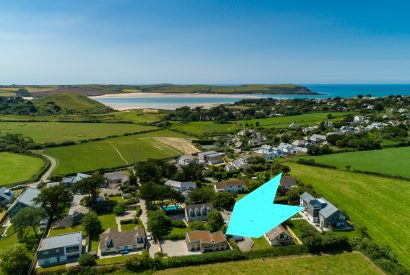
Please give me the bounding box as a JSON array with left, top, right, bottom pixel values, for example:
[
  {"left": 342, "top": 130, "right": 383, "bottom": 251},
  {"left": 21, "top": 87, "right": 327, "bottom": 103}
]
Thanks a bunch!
[{"left": 90, "top": 92, "right": 262, "bottom": 99}]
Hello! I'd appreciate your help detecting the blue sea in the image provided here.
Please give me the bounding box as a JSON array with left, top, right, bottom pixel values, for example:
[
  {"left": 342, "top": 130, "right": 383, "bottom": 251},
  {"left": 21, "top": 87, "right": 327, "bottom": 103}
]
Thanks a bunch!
[{"left": 94, "top": 84, "right": 410, "bottom": 110}]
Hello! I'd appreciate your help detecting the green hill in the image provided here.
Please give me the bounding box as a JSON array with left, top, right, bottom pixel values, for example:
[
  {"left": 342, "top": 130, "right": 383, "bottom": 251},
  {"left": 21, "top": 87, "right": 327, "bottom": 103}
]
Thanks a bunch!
[{"left": 33, "top": 93, "right": 112, "bottom": 114}]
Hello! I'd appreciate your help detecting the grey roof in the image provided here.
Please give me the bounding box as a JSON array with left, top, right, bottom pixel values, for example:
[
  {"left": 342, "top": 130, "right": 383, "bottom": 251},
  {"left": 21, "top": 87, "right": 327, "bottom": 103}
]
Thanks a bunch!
[
  {"left": 62, "top": 173, "right": 91, "bottom": 184},
  {"left": 10, "top": 187, "right": 40, "bottom": 208},
  {"left": 318, "top": 199, "right": 339, "bottom": 218},
  {"left": 103, "top": 171, "right": 129, "bottom": 181},
  {"left": 38, "top": 232, "right": 82, "bottom": 251},
  {"left": 0, "top": 187, "right": 13, "bottom": 201},
  {"left": 300, "top": 192, "right": 314, "bottom": 202}
]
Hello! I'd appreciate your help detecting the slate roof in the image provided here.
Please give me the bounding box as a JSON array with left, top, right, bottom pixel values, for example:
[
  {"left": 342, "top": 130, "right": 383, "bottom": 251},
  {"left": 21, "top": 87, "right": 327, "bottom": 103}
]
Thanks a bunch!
[
  {"left": 0, "top": 187, "right": 13, "bottom": 201},
  {"left": 300, "top": 192, "right": 314, "bottom": 202},
  {"left": 38, "top": 232, "right": 82, "bottom": 251},
  {"left": 280, "top": 176, "right": 297, "bottom": 188},
  {"left": 8, "top": 187, "right": 40, "bottom": 210},
  {"left": 99, "top": 227, "right": 145, "bottom": 249},
  {"left": 318, "top": 199, "right": 339, "bottom": 218}
]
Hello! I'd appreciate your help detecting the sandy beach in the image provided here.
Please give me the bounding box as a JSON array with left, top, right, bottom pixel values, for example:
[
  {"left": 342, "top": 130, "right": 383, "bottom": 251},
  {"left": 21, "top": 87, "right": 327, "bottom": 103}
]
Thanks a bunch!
[{"left": 90, "top": 92, "right": 261, "bottom": 99}]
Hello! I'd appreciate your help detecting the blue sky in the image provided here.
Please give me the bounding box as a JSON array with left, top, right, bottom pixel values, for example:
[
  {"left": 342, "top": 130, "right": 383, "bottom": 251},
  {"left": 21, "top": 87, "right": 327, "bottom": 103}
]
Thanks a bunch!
[{"left": 1, "top": 0, "right": 410, "bottom": 84}]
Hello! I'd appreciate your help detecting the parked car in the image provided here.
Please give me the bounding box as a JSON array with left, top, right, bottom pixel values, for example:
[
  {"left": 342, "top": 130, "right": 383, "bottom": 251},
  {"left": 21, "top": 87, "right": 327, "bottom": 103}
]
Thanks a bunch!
[{"left": 147, "top": 232, "right": 153, "bottom": 240}]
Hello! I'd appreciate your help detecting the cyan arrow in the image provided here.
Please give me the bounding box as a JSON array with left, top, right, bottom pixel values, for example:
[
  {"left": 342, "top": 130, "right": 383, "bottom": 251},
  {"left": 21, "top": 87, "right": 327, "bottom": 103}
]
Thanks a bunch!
[{"left": 226, "top": 173, "right": 303, "bottom": 238}]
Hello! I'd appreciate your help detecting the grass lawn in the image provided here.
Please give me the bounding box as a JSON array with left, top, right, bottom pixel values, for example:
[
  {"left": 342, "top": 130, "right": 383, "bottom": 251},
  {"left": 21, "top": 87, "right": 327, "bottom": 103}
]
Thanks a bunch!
[
  {"left": 0, "top": 227, "right": 19, "bottom": 252},
  {"left": 99, "top": 212, "right": 117, "bottom": 230},
  {"left": 96, "top": 254, "right": 136, "bottom": 265},
  {"left": 0, "top": 152, "right": 45, "bottom": 185},
  {"left": 49, "top": 224, "right": 84, "bottom": 237},
  {"left": 298, "top": 147, "right": 410, "bottom": 179},
  {"left": 45, "top": 136, "right": 181, "bottom": 175},
  {"left": 235, "top": 193, "right": 247, "bottom": 201},
  {"left": 286, "top": 162, "right": 410, "bottom": 268},
  {"left": 156, "top": 252, "right": 382, "bottom": 275},
  {"left": 0, "top": 121, "right": 157, "bottom": 143},
  {"left": 251, "top": 236, "right": 271, "bottom": 250}
]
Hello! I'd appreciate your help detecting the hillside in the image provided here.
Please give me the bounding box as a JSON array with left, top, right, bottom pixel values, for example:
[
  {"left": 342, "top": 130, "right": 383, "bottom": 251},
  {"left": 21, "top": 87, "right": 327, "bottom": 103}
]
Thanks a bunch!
[
  {"left": 33, "top": 93, "right": 112, "bottom": 114},
  {"left": 1, "top": 84, "right": 318, "bottom": 96}
]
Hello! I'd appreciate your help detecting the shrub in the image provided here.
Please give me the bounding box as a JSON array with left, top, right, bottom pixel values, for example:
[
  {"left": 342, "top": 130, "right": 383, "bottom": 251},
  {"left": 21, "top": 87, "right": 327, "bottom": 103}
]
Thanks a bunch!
[
  {"left": 78, "top": 254, "right": 96, "bottom": 267},
  {"left": 135, "top": 206, "right": 142, "bottom": 217},
  {"left": 171, "top": 220, "right": 186, "bottom": 228},
  {"left": 113, "top": 203, "right": 127, "bottom": 216}
]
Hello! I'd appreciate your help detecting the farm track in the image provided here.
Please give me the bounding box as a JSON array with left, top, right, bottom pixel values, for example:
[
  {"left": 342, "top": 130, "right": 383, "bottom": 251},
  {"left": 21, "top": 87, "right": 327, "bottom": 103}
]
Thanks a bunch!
[{"left": 107, "top": 140, "right": 129, "bottom": 165}]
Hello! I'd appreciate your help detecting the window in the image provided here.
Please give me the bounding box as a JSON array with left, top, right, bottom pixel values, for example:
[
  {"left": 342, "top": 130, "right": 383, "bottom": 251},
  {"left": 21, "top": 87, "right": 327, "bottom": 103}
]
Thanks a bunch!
[{"left": 66, "top": 245, "right": 79, "bottom": 254}]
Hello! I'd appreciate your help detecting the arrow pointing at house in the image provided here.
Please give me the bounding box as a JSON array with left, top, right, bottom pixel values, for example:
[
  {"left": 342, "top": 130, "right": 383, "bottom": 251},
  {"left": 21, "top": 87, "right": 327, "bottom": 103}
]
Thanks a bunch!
[{"left": 226, "top": 173, "right": 303, "bottom": 238}]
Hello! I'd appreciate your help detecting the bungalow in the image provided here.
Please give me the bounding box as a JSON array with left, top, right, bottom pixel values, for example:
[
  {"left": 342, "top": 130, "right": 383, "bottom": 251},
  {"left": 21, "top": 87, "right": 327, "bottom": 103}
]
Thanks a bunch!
[
  {"left": 37, "top": 232, "right": 82, "bottom": 267},
  {"left": 178, "top": 154, "right": 197, "bottom": 166},
  {"left": 103, "top": 171, "right": 129, "bottom": 184},
  {"left": 62, "top": 173, "right": 91, "bottom": 187},
  {"left": 0, "top": 187, "right": 14, "bottom": 206},
  {"left": 255, "top": 145, "right": 284, "bottom": 160},
  {"left": 304, "top": 134, "right": 327, "bottom": 145},
  {"left": 165, "top": 179, "right": 196, "bottom": 193},
  {"left": 99, "top": 227, "right": 145, "bottom": 256},
  {"left": 264, "top": 225, "right": 293, "bottom": 246},
  {"left": 214, "top": 180, "right": 246, "bottom": 193},
  {"left": 279, "top": 176, "right": 297, "bottom": 190},
  {"left": 7, "top": 187, "right": 40, "bottom": 218},
  {"left": 300, "top": 192, "right": 347, "bottom": 229},
  {"left": 185, "top": 230, "right": 228, "bottom": 252},
  {"left": 185, "top": 203, "right": 213, "bottom": 222},
  {"left": 198, "top": 151, "right": 225, "bottom": 165}
]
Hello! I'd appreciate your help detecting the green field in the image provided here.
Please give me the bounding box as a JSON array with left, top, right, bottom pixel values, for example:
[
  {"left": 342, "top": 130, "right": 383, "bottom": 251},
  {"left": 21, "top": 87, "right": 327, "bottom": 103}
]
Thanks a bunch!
[
  {"left": 0, "top": 122, "right": 157, "bottom": 143},
  {"left": 0, "top": 152, "right": 45, "bottom": 185},
  {"left": 171, "top": 121, "right": 237, "bottom": 136},
  {"left": 237, "top": 112, "right": 350, "bottom": 128},
  {"left": 170, "top": 112, "right": 351, "bottom": 136},
  {"left": 45, "top": 135, "right": 181, "bottom": 175},
  {"left": 287, "top": 162, "right": 410, "bottom": 268},
  {"left": 156, "top": 252, "right": 382, "bottom": 275},
  {"left": 298, "top": 147, "right": 410, "bottom": 178},
  {"left": 109, "top": 110, "right": 166, "bottom": 124}
]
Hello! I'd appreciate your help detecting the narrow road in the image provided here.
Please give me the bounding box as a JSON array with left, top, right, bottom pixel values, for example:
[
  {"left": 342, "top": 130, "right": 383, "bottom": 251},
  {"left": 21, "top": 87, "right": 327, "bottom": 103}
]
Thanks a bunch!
[{"left": 40, "top": 154, "right": 57, "bottom": 181}]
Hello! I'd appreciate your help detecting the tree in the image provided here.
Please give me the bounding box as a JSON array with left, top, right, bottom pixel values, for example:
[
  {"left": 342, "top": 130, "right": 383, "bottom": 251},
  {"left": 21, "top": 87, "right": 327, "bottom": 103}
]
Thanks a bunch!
[
  {"left": 147, "top": 210, "right": 171, "bottom": 240},
  {"left": 82, "top": 211, "right": 102, "bottom": 237},
  {"left": 11, "top": 207, "right": 47, "bottom": 238},
  {"left": 188, "top": 187, "right": 215, "bottom": 204},
  {"left": 113, "top": 202, "right": 127, "bottom": 216},
  {"left": 0, "top": 244, "right": 31, "bottom": 275},
  {"left": 207, "top": 209, "right": 224, "bottom": 231},
  {"left": 74, "top": 175, "right": 104, "bottom": 203},
  {"left": 212, "top": 192, "right": 235, "bottom": 211},
  {"left": 34, "top": 184, "right": 73, "bottom": 219}
]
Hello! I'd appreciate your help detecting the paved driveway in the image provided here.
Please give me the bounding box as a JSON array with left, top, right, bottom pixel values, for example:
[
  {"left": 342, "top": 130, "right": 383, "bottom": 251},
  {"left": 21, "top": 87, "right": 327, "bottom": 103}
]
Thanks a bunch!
[
  {"left": 160, "top": 240, "right": 202, "bottom": 257},
  {"left": 139, "top": 199, "right": 161, "bottom": 256},
  {"left": 237, "top": 237, "right": 253, "bottom": 252}
]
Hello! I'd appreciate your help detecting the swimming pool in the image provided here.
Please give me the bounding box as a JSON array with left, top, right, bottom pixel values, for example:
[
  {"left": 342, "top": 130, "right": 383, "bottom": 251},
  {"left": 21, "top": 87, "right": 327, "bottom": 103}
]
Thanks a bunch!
[{"left": 162, "top": 205, "right": 182, "bottom": 211}]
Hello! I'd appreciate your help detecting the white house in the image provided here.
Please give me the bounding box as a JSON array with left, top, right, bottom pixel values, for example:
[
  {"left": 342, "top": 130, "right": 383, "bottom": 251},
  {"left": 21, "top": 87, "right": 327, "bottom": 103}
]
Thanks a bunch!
[
  {"left": 353, "top": 116, "right": 366, "bottom": 124},
  {"left": 214, "top": 180, "right": 246, "bottom": 193},
  {"left": 178, "top": 155, "right": 197, "bottom": 166},
  {"left": 165, "top": 180, "right": 196, "bottom": 193},
  {"left": 198, "top": 151, "right": 225, "bottom": 165},
  {"left": 37, "top": 232, "right": 82, "bottom": 267},
  {"left": 62, "top": 173, "right": 91, "bottom": 186}
]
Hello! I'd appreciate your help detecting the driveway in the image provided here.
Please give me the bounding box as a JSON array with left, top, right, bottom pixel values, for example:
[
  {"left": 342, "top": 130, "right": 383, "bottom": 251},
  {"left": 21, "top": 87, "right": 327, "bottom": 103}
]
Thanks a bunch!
[
  {"left": 139, "top": 199, "right": 161, "bottom": 257},
  {"left": 237, "top": 237, "right": 253, "bottom": 252},
  {"left": 160, "top": 240, "right": 202, "bottom": 257},
  {"left": 220, "top": 210, "right": 231, "bottom": 225}
]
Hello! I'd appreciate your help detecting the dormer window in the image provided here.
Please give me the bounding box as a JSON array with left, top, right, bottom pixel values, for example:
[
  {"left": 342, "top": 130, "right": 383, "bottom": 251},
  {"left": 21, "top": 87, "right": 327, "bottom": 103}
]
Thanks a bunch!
[{"left": 105, "top": 238, "right": 113, "bottom": 248}]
